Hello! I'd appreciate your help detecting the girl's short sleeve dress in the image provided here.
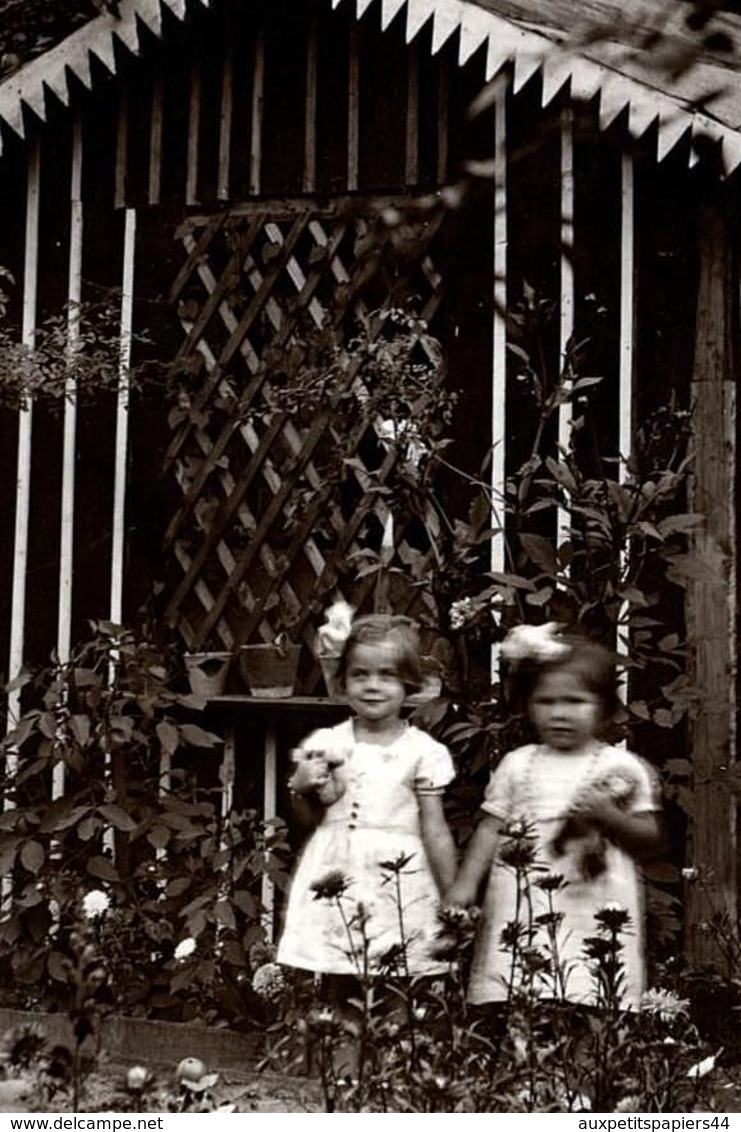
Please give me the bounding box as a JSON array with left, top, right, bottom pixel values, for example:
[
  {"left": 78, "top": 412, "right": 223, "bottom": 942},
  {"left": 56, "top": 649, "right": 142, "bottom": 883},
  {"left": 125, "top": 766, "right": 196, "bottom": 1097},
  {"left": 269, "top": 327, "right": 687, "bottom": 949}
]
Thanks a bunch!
[
  {"left": 467, "top": 742, "right": 661, "bottom": 1008},
  {"left": 277, "top": 719, "right": 455, "bottom": 976}
]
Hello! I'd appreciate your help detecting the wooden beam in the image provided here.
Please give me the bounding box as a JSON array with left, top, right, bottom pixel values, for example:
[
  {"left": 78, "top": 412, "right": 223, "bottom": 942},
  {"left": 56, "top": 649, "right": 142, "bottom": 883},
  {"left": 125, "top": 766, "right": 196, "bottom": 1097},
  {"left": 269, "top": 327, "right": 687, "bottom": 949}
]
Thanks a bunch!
[
  {"left": 617, "top": 151, "right": 635, "bottom": 667},
  {"left": 347, "top": 22, "right": 360, "bottom": 191},
  {"left": 54, "top": 116, "right": 84, "bottom": 803},
  {"left": 249, "top": 25, "right": 265, "bottom": 196},
  {"left": 115, "top": 79, "right": 128, "bottom": 210},
  {"left": 303, "top": 10, "right": 318, "bottom": 194},
  {"left": 685, "top": 197, "right": 737, "bottom": 967},
  {"left": 261, "top": 722, "right": 278, "bottom": 939},
  {"left": 618, "top": 152, "right": 635, "bottom": 483},
  {"left": 557, "top": 104, "right": 574, "bottom": 544},
  {"left": 110, "top": 208, "right": 137, "bottom": 626},
  {"left": 217, "top": 18, "right": 234, "bottom": 201},
  {"left": 491, "top": 76, "right": 507, "bottom": 579},
  {"left": 437, "top": 56, "right": 449, "bottom": 185},
  {"left": 6, "top": 138, "right": 40, "bottom": 760},
  {"left": 186, "top": 55, "right": 201, "bottom": 206},
  {"left": 405, "top": 39, "right": 420, "bottom": 186},
  {"left": 148, "top": 61, "right": 164, "bottom": 205},
  {"left": 58, "top": 115, "right": 83, "bottom": 668}
]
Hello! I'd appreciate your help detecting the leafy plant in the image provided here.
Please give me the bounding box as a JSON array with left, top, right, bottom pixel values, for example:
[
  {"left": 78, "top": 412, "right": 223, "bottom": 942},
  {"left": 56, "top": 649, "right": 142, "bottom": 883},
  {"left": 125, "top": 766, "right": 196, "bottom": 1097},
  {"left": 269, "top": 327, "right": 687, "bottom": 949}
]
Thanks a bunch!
[{"left": 0, "top": 621, "right": 289, "bottom": 1029}]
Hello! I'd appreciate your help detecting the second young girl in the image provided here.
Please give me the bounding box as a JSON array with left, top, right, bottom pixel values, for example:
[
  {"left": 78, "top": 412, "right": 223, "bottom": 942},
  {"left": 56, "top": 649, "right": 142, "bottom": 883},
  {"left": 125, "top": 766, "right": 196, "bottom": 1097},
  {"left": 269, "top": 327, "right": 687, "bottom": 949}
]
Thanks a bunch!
[
  {"left": 447, "top": 624, "right": 663, "bottom": 1008},
  {"left": 277, "top": 613, "right": 457, "bottom": 979}
]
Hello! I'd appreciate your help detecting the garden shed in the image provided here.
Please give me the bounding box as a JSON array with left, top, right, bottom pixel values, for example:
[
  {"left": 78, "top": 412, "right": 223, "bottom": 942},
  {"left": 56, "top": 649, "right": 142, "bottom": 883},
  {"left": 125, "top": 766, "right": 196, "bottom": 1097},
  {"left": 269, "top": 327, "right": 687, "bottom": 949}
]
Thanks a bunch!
[{"left": 0, "top": 0, "right": 738, "bottom": 971}]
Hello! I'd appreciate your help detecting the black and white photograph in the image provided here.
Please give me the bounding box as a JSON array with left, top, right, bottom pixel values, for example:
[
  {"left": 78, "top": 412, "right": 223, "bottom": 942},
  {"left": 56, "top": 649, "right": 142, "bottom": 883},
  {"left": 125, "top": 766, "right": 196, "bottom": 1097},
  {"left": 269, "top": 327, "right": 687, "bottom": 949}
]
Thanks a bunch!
[{"left": 0, "top": 0, "right": 738, "bottom": 1118}]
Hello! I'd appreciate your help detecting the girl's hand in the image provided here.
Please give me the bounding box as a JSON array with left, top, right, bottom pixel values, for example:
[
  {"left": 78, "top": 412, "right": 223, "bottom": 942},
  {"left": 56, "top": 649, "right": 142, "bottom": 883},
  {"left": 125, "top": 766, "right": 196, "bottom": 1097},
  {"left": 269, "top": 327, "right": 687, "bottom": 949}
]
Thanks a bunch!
[
  {"left": 288, "top": 749, "right": 332, "bottom": 796},
  {"left": 571, "top": 784, "right": 617, "bottom": 827}
]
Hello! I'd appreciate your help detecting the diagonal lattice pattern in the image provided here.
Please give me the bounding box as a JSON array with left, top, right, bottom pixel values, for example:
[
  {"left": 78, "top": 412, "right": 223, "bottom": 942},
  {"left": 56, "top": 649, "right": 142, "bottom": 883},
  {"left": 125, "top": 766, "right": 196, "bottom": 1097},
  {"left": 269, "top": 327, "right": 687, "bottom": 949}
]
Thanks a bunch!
[{"left": 162, "top": 200, "right": 447, "bottom": 691}]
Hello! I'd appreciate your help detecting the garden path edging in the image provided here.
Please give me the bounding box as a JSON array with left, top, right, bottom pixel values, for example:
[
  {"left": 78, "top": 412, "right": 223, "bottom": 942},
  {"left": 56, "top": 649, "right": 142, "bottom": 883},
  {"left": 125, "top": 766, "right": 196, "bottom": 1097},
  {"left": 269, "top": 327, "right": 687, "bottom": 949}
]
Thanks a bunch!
[{"left": 0, "top": 1009, "right": 261, "bottom": 1075}]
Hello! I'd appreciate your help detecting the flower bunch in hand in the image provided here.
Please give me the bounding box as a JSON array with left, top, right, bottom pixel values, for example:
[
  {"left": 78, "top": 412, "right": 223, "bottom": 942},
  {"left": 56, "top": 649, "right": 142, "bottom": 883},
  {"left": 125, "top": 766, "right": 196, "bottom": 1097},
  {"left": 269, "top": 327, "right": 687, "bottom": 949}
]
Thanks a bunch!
[{"left": 551, "top": 769, "right": 639, "bottom": 879}]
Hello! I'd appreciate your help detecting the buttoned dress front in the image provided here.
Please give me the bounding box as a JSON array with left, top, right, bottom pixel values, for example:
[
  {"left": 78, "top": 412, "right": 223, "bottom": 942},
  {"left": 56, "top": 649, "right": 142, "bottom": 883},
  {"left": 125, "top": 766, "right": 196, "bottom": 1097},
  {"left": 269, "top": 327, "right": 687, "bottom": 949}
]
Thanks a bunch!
[{"left": 277, "top": 719, "right": 455, "bottom": 976}]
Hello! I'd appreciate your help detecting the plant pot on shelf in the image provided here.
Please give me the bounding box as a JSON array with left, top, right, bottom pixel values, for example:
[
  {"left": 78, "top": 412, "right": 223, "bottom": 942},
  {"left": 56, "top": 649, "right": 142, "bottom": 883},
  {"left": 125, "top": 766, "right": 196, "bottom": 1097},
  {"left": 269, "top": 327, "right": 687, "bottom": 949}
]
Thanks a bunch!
[
  {"left": 184, "top": 652, "right": 232, "bottom": 698},
  {"left": 239, "top": 642, "right": 302, "bottom": 698}
]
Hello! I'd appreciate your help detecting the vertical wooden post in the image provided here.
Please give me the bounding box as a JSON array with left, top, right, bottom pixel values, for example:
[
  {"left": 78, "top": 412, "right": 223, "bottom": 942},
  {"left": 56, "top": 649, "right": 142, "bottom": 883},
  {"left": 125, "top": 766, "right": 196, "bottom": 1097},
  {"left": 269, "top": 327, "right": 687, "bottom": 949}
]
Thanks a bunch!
[
  {"left": 262, "top": 721, "right": 278, "bottom": 940},
  {"left": 106, "top": 206, "right": 137, "bottom": 866},
  {"left": 491, "top": 76, "right": 507, "bottom": 580},
  {"left": 405, "top": 40, "right": 419, "bottom": 186},
  {"left": 303, "top": 11, "right": 318, "bottom": 194},
  {"left": 6, "top": 139, "right": 40, "bottom": 758},
  {"left": 217, "top": 18, "right": 234, "bottom": 202},
  {"left": 347, "top": 23, "right": 360, "bottom": 192},
  {"left": 557, "top": 104, "right": 574, "bottom": 545},
  {"left": 186, "top": 56, "right": 202, "bottom": 205},
  {"left": 617, "top": 152, "right": 635, "bottom": 673},
  {"left": 249, "top": 26, "right": 265, "bottom": 197},
  {"left": 618, "top": 152, "right": 635, "bottom": 487},
  {"left": 148, "top": 62, "right": 164, "bottom": 206},
  {"left": 54, "top": 116, "right": 84, "bottom": 803},
  {"left": 491, "top": 78, "right": 508, "bottom": 680},
  {"left": 437, "top": 59, "right": 449, "bottom": 186},
  {"left": 685, "top": 197, "right": 737, "bottom": 966},
  {"left": 110, "top": 207, "right": 137, "bottom": 627},
  {"left": 115, "top": 80, "right": 128, "bottom": 210}
]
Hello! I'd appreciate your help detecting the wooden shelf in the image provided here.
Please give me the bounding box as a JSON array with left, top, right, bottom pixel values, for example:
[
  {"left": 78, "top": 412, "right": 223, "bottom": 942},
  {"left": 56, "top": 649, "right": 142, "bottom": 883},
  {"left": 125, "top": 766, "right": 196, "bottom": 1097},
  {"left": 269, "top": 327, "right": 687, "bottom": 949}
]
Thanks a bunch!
[{"left": 204, "top": 694, "right": 347, "bottom": 710}]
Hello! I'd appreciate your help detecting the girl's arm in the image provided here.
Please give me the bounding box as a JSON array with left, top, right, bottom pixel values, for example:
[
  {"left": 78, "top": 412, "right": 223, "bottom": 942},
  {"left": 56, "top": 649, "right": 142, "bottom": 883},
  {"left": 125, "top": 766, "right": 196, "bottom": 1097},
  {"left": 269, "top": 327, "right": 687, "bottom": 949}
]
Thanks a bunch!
[
  {"left": 576, "top": 789, "right": 665, "bottom": 859},
  {"left": 445, "top": 813, "right": 501, "bottom": 907},
  {"left": 418, "top": 794, "right": 457, "bottom": 895}
]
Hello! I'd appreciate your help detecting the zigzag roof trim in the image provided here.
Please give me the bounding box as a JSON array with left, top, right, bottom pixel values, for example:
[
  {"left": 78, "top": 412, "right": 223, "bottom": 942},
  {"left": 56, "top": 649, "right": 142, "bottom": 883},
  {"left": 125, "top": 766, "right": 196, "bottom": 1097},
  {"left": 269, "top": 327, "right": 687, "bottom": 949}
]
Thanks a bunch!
[
  {"left": 1, "top": 0, "right": 740, "bottom": 175},
  {"left": 0, "top": 0, "right": 203, "bottom": 144},
  {"left": 337, "top": 0, "right": 741, "bottom": 175}
]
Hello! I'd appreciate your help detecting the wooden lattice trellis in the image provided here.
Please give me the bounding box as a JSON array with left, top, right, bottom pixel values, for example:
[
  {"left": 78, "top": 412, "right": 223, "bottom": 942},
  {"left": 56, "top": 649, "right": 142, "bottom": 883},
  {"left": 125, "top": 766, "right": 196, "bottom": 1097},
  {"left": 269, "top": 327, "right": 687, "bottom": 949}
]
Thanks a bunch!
[{"left": 162, "top": 198, "right": 448, "bottom": 688}]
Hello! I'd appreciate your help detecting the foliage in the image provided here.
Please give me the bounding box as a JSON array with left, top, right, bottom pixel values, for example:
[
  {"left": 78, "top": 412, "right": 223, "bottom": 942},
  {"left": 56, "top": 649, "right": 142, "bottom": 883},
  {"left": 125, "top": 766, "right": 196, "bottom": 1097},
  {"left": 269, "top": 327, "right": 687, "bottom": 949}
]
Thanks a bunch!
[
  {"left": 257, "top": 835, "right": 727, "bottom": 1114},
  {"left": 0, "top": 276, "right": 165, "bottom": 411},
  {"left": 0, "top": 621, "right": 289, "bottom": 1030}
]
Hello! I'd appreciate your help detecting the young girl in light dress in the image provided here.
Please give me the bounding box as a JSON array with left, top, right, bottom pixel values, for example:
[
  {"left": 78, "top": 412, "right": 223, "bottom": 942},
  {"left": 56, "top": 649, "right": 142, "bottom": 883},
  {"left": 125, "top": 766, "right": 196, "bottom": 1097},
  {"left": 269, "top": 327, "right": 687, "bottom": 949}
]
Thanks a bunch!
[
  {"left": 277, "top": 614, "right": 457, "bottom": 984},
  {"left": 447, "top": 625, "right": 663, "bottom": 1008}
]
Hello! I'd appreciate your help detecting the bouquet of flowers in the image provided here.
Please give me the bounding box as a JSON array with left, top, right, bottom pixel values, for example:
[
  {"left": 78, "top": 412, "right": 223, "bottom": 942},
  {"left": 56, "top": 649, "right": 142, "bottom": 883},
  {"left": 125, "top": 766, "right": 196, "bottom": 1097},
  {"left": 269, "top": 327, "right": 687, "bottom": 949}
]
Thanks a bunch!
[
  {"left": 550, "top": 769, "right": 638, "bottom": 879},
  {"left": 288, "top": 747, "right": 347, "bottom": 806}
]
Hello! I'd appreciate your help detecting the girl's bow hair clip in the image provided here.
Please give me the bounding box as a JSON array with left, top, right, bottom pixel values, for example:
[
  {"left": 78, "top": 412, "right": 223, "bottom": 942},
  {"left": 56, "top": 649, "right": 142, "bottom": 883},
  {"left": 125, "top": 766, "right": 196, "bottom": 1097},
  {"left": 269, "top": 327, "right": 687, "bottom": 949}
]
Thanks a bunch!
[
  {"left": 501, "top": 622, "right": 570, "bottom": 664},
  {"left": 316, "top": 600, "right": 355, "bottom": 659}
]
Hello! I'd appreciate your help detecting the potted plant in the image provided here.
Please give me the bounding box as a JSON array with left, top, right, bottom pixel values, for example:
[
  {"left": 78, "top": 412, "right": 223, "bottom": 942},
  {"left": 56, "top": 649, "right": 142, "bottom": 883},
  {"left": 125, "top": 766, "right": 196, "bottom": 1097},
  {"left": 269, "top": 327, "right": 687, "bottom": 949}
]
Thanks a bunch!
[
  {"left": 184, "top": 649, "right": 233, "bottom": 698},
  {"left": 237, "top": 631, "right": 302, "bottom": 699}
]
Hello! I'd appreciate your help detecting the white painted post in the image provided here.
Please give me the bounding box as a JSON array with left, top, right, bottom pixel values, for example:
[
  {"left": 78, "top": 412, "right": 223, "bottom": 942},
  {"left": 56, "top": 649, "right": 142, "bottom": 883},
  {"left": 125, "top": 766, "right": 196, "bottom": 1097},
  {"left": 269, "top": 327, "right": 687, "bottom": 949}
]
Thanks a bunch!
[
  {"left": 54, "top": 115, "right": 84, "bottom": 803},
  {"left": 617, "top": 151, "right": 635, "bottom": 671},
  {"left": 6, "top": 139, "right": 41, "bottom": 761},
  {"left": 261, "top": 722, "right": 278, "bottom": 940},
  {"left": 491, "top": 77, "right": 508, "bottom": 583},
  {"left": 557, "top": 105, "right": 574, "bottom": 547},
  {"left": 489, "top": 77, "right": 509, "bottom": 687},
  {"left": 110, "top": 208, "right": 137, "bottom": 628}
]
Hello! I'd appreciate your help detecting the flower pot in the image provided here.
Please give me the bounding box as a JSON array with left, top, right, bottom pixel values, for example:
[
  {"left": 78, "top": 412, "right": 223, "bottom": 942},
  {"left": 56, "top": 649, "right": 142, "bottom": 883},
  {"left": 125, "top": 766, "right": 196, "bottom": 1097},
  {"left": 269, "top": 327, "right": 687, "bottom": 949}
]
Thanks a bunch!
[
  {"left": 184, "top": 652, "right": 232, "bottom": 698},
  {"left": 239, "top": 643, "right": 302, "bottom": 698}
]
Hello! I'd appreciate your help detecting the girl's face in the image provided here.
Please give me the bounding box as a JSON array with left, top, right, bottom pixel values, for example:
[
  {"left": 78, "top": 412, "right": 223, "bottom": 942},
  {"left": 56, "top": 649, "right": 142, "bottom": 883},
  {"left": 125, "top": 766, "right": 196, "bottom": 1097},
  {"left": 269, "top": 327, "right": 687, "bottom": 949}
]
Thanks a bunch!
[
  {"left": 528, "top": 669, "right": 603, "bottom": 753},
  {"left": 344, "top": 640, "right": 407, "bottom": 727}
]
